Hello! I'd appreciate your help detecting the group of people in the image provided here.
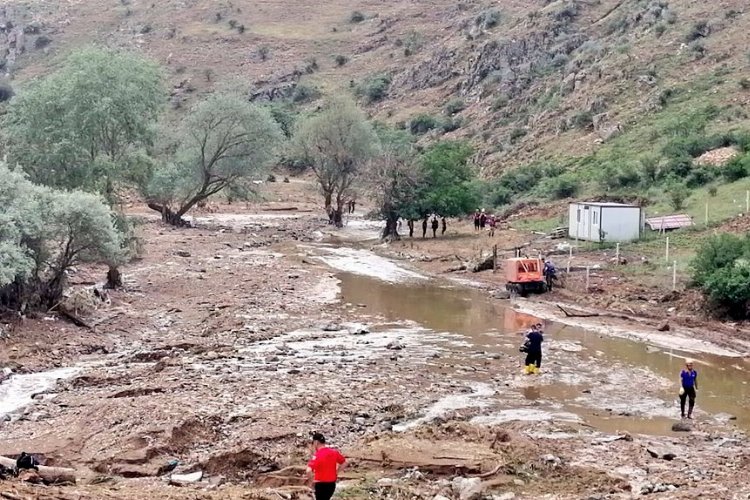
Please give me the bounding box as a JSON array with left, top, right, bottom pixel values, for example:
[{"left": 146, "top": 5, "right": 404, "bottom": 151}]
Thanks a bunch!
[
  {"left": 519, "top": 324, "right": 701, "bottom": 420},
  {"left": 473, "top": 209, "right": 497, "bottom": 237},
  {"left": 400, "top": 215, "right": 447, "bottom": 239}
]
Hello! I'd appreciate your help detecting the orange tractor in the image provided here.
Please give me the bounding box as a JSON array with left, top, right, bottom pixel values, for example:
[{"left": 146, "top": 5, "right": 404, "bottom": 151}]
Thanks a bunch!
[{"left": 504, "top": 257, "right": 548, "bottom": 296}]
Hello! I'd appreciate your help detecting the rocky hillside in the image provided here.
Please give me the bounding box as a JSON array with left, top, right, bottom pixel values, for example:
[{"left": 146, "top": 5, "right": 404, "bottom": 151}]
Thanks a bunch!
[{"left": 2, "top": 0, "right": 750, "bottom": 179}]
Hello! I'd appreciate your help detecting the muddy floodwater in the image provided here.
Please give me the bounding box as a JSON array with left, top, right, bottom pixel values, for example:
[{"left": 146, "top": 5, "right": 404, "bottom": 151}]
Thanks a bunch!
[{"left": 337, "top": 269, "right": 750, "bottom": 435}]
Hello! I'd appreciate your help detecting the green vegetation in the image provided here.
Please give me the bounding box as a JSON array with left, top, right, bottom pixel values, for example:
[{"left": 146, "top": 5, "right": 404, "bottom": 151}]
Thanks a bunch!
[
  {"left": 333, "top": 54, "right": 348, "bottom": 67},
  {"left": 475, "top": 9, "right": 501, "bottom": 29},
  {"left": 293, "top": 98, "right": 378, "bottom": 226},
  {"left": 356, "top": 74, "right": 391, "bottom": 104},
  {"left": 409, "top": 114, "right": 439, "bottom": 135},
  {"left": 147, "top": 93, "right": 283, "bottom": 225},
  {"left": 0, "top": 162, "right": 122, "bottom": 310},
  {"left": 3, "top": 47, "right": 164, "bottom": 197},
  {"left": 0, "top": 80, "right": 13, "bottom": 102},
  {"left": 692, "top": 234, "right": 750, "bottom": 318},
  {"left": 350, "top": 11, "right": 365, "bottom": 23},
  {"left": 444, "top": 98, "right": 466, "bottom": 115}
]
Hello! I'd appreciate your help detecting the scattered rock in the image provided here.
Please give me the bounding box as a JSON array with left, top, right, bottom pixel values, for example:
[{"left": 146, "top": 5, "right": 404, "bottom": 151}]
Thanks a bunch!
[
  {"left": 175, "top": 250, "right": 191, "bottom": 258},
  {"left": 452, "top": 476, "right": 483, "bottom": 500},
  {"left": 542, "top": 454, "right": 561, "bottom": 466},
  {"left": 492, "top": 289, "right": 511, "bottom": 300},
  {"left": 672, "top": 421, "right": 692, "bottom": 432},
  {"left": 169, "top": 470, "right": 203, "bottom": 486},
  {"left": 647, "top": 445, "right": 677, "bottom": 460},
  {"left": 386, "top": 341, "right": 405, "bottom": 351},
  {"left": 322, "top": 323, "right": 342, "bottom": 332},
  {"left": 657, "top": 323, "right": 670, "bottom": 332}
]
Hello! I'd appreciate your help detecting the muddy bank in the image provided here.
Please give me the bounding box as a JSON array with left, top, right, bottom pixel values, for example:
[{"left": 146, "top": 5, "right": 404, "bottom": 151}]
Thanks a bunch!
[{"left": 1, "top": 207, "right": 750, "bottom": 499}]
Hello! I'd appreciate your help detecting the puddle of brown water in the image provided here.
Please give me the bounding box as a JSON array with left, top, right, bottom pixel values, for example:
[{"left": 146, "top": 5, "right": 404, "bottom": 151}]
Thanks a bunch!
[{"left": 338, "top": 272, "right": 750, "bottom": 434}]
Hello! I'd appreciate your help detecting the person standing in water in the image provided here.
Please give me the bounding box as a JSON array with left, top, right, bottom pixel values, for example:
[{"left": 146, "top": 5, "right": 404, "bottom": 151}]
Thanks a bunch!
[
  {"left": 523, "top": 324, "right": 544, "bottom": 375},
  {"left": 679, "top": 359, "right": 698, "bottom": 419}
]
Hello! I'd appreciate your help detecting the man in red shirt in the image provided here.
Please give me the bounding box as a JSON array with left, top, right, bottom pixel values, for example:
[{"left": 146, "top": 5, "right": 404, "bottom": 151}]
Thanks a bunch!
[{"left": 305, "top": 433, "right": 346, "bottom": 500}]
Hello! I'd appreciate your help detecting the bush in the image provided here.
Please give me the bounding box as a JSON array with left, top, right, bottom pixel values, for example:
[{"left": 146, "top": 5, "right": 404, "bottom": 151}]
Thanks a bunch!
[
  {"left": 357, "top": 74, "right": 391, "bottom": 104},
  {"left": 350, "top": 11, "right": 365, "bottom": 23},
  {"left": 291, "top": 83, "right": 320, "bottom": 103},
  {"left": 509, "top": 127, "right": 527, "bottom": 143},
  {"left": 572, "top": 110, "right": 593, "bottom": 129},
  {"left": 689, "top": 40, "right": 707, "bottom": 59},
  {"left": 491, "top": 95, "right": 509, "bottom": 111},
  {"left": 409, "top": 114, "right": 439, "bottom": 135},
  {"left": 554, "top": 4, "right": 580, "bottom": 23},
  {"left": 304, "top": 57, "right": 319, "bottom": 74},
  {"left": 0, "top": 162, "right": 122, "bottom": 310},
  {"left": 685, "top": 21, "right": 709, "bottom": 42},
  {"left": 667, "top": 183, "right": 689, "bottom": 210},
  {"left": 542, "top": 174, "right": 579, "bottom": 200},
  {"left": 444, "top": 98, "right": 466, "bottom": 115},
  {"left": 708, "top": 184, "right": 718, "bottom": 197},
  {"left": 476, "top": 9, "right": 501, "bottom": 29},
  {"left": 686, "top": 165, "right": 716, "bottom": 188},
  {"left": 403, "top": 30, "right": 424, "bottom": 56},
  {"left": 721, "top": 154, "right": 750, "bottom": 181},
  {"left": 740, "top": 78, "right": 750, "bottom": 90},
  {"left": 692, "top": 234, "right": 750, "bottom": 318},
  {"left": 550, "top": 53, "right": 569, "bottom": 68},
  {"left": 333, "top": 54, "right": 348, "bottom": 66},
  {"left": 441, "top": 117, "right": 464, "bottom": 133},
  {"left": 654, "top": 23, "right": 667, "bottom": 37},
  {"left": 0, "top": 80, "right": 13, "bottom": 102},
  {"left": 257, "top": 45, "right": 270, "bottom": 61}
]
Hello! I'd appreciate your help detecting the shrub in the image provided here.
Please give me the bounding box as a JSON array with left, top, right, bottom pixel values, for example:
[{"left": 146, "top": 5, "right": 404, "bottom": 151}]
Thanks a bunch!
[
  {"left": 550, "top": 52, "right": 569, "bottom": 68},
  {"left": 333, "top": 54, "right": 348, "bottom": 66},
  {"left": 721, "top": 154, "right": 750, "bottom": 181},
  {"left": 403, "top": 30, "right": 424, "bottom": 56},
  {"left": 304, "top": 57, "right": 318, "bottom": 74},
  {"left": 509, "top": 127, "right": 527, "bottom": 143},
  {"left": 692, "top": 234, "right": 750, "bottom": 318},
  {"left": 0, "top": 80, "right": 13, "bottom": 102},
  {"left": 554, "top": 4, "right": 579, "bottom": 23},
  {"left": 689, "top": 40, "right": 707, "bottom": 59},
  {"left": 740, "top": 78, "right": 750, "bottom": 90},
  {"left": 543, "top": 174, "right": 579, "bottom": 200},
  {"left": 707, "top": 184, "right": 718, "bottom": 197},
  {"left": 257, "top": 45, "right": 270, "bottom": 61},
  {"left": 667, "top": 182, "right": 689, "bottom": 210},
  {"left": 228, "top": 19, "right": 238, "bottom": 29},
  {"left": 0, "top": 162, "right": 122, "bottom": 310},
  {"left": 654, "top": 23, "right": 667, "bottom": 37},
  {"left": 441, "top": 117, "right": 464, "bottom": 133},
  {"left": 486, "top": 184, "right": 513, "bottom": 207},
  {"left": 237, "top": 24, "right": 245, "bottom": 34},
  {"left": 409, "top": 114, "right": 439, "bottom": 135},
  {"left": 476, "top": 9, "right": 501, "bottom": 29},
  {"left": 291, "top": 83, "right": 321, "bottom": 103},
  {"left": 356, "top": 74, "right": 391, "bottom": 104},
  {"left": 685, "top": 21, "right": 709, "bottom": 42},
  {"left": 686, "top": 165, "right": 716, "bottom": 188},
  {"left": 491, "top": 95, "right": 509, "bottom": 111},
  {"left": 444, "top": 98, "right": 466, "bottom": 115},
  {"left": 350, "top": 11, "right": 365, "bottom": 23},
  {"left": 638, "top": 154, "right": 660, "bottom": 183},
  {"left": 572, "top": 110, "right": 593, "bottom": 129}
]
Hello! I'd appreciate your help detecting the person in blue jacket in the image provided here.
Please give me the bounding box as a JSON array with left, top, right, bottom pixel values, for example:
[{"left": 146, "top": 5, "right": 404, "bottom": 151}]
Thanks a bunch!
[{"left": 679, "top": 359, "right": 698, "bottom": 419}]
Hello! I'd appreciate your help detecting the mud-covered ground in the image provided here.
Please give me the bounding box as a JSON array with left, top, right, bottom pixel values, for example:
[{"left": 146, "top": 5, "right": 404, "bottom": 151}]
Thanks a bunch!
[{"left": 2, "top": 182, "right": 750, "bottom": 499}]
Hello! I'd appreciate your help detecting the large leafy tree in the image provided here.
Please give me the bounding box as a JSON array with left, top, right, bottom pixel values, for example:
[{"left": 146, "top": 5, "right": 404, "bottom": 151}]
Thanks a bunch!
[
  {"left": 3, "top": 46, "right": 164, "bottom": 198},
  {"left": 692, "top": 233, "right": 750, "bottom": 319},
  {"left": 146, "top": 93, "right": 283, "bottom": 225},
  {"left": 417, "top": 141, "right": 479, "bottom": 218},
  {"left": 365, "top": 126, "right": 422, "bottom": 239},
  {"left": 293, "top": 98, "right": 379, "bottom": 226},
  {"left": 0, "top": 163, "right": 122, "bottom": 311}
]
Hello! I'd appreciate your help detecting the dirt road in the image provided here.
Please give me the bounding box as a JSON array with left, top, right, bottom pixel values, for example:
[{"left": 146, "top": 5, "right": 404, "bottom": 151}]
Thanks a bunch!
[{"left": 1, "top": 187, "right": 750, "bottom": 499}]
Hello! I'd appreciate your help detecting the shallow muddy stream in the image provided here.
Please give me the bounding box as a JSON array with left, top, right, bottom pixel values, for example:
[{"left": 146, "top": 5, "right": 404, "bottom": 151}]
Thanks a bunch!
[{"left": 323, "top": 247, "right": 750, "bottom": 436}]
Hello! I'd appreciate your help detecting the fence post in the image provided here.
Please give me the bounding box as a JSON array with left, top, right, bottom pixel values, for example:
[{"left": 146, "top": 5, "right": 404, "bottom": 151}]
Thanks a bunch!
[
  {"left": 493, "top": 245, "right": 497, "bottom": 273},
  {"left": 567, "top": 245, "right": 572, "bottom": 274},
  {"left": 665, "top": 236, "right": 670, "bottom": 263},
  {"left": 616, "top": 243, "right": 620, "bottom": 263},
  {"left": 586, "top": 266, "right": 590, "bottom": 292},
  {"left": 672, "top": 260, "right": 677, "bottom": 291}
]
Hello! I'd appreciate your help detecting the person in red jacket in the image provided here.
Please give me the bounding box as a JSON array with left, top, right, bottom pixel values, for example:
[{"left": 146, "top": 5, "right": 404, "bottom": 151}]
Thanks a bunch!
[{"left": 305, "top": 432, "right": 346, "bottom": 500}]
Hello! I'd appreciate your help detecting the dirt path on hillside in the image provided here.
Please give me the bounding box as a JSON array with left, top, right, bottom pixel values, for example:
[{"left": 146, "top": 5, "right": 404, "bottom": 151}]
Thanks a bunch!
[{"left": 1, "top": 188, "right": 750, "bottom": 499}]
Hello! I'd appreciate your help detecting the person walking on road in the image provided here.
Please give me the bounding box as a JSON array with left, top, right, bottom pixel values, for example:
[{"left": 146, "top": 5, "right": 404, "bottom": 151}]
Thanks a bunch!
[
  {"left": 523, "top": 324, "right": 544, "bottom": 375},
  {"left": 431, "top": 216, "right": 439, "bottom": 238},
  {"left": 679, "top": 359, "right": 698, "bottom": 419},
  {"left": 473, "top": 210, "right": 481, "bottom": 231},
  {"left": 305, "top": 433, "right": 346, "bottom": 500}
]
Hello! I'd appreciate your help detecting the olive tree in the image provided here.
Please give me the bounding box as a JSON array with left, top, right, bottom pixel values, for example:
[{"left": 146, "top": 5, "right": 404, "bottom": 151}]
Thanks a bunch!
[
  {"left": 146, "top": 93, "right": 283, "bottom": 225},
  {"left": 3, "top": 46, "right": 164, "bottom": 197},
  {"left": 0, "top": 163, "right": 122, "bottom": 311},
  {"left": 293, "top": 98, "right": 378, "bottom": 226}
]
